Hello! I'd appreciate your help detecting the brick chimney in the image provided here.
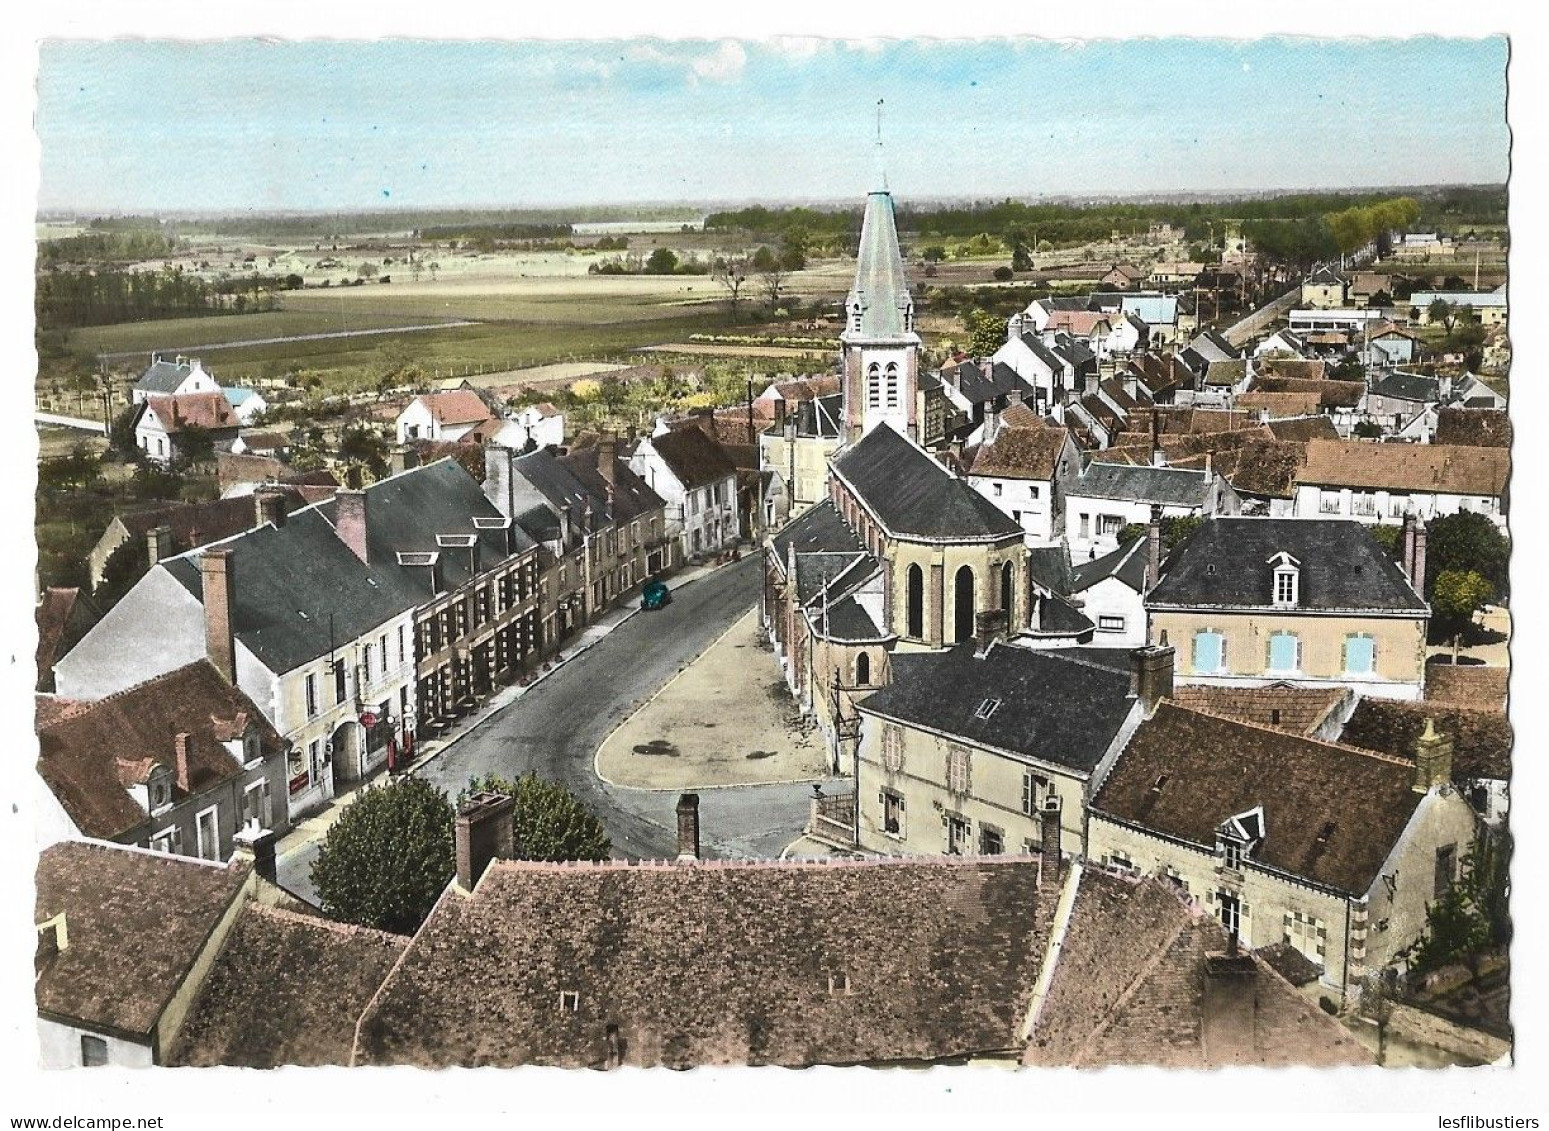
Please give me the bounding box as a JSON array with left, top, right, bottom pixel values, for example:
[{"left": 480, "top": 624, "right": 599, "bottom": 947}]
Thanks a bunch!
[
  {"left": 231, "top": 826, "right": 278, "bottom": 884},
  {"left": 1402, "top": 513, "right": 1417, "bottom": 583},
  {"left": 455, "top": 791, "right": 516, "bottom": 892},
  {"left": 1039, "top": 795, "right": 1063, "bottom": 882},
  {"left": 201, "top": 548, "right": 237, "bottom": 684},
  {"left": 1146, "top": 504, "right": 1163, "bottom": 589},
  {"left": 974, "top": 608, "right": 1008, "bottom": 657},
  {"left": 335, "top": 489, "right": 369, "bottom": 563},
  {"left": 676, "top": 793, "right": 701, "bottom": 863},
  {"left": 173, "top": 732, "right": 192, "bottom": 792},
  {"left": 146, "top": 524, "right": 174, "bottom": 568},
  {"left": 598, "top": 433, "right": 617, "bottom": 486},
  {"left": 1129, "top": 644, "right": 1175, "bottom": 716},
  {"left": 1413, "top": 718, "right": 1454, "bottom": 793},
  {"left": 254, "top": 487, "right": 287, "bottom": 529},
  {"left": 1412, "top": 517, "right": 1428, "bottom": 597}
]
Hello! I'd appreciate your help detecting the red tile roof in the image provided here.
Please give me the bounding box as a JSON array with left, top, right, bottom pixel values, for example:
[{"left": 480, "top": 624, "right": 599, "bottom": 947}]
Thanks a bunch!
[
  {"left": 1167, "top": 684, "right": 1349, "bottom": 737},
  {"left": 969, "top": 421, "right": 1070, "bottom": 481},
  {"left": 1297, "top": 439, "right": 1509, "bottom": 497},
  {"left": 416, "top": 390, "right": 496, "bottom": 427},
  {"left": 144, "top": 392, "right": 239, "bottom": 434}
]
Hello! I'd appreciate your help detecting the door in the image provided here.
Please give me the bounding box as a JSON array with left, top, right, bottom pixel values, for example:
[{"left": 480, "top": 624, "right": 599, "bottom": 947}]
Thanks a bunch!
[{"left": 196, "top": 807, "right": 220, "bottom": 861}]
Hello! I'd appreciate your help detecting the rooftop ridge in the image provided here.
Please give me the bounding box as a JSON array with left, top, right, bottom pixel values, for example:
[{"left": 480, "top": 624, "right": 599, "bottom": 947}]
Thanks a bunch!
[
  {"left": 484, "top": 853, "right": 1044, "bottom": 877},
  {"left": 247, "top": 902, "right": 408, "bottom": 945},
  {"left": 37, "top": 658, "right": 223, "bottom": 728},
  {"left": 1157, "top": 701, "right": 1417, "bottom": 771}
]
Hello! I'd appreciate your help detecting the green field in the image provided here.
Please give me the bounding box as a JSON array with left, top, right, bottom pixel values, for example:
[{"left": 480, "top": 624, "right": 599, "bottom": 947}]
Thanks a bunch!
[{"left": 70, "top": 307, "right": 431, "bottom": 356}]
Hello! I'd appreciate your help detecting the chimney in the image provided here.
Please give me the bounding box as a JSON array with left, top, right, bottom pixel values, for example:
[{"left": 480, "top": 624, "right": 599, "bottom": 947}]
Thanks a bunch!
[
  {"left": 1412, "top": 518, "right": 1428, "bottom": 597},
  {"left": 455, "top": 791, "right": 516, "bottom": 892},
  {"left": 1039, "top": 795, "right": 1063, "bottom": 882},
  {"left": 201, "top": 548, "right": 237, "bottom": 684},
  {"left": 980, "top": 359, "right": 992, "bottom": 379},
  {"left": 1129, "top": 644, "right": 1175, "bottom": 716},
  {"left": 675, "top": 793, "right": 701, "bottom": 863},
  {"left": 36, "top": 913, "right": 68, "bottom": 964},
  {"left": 146, "top": 524, "right": 174, "bottom": 568},
  {"left": 335, "top": 489, "right": 369, "bottom": 563},
  {"left": 390, "top": 445, "right": 420, "bottom": 475},
  {"left": 1203, "top": 450, "right": 1214, "bottom": 480},
  {"left": 254, "top": 487, "right": 286, "bottom": 529},
  {"left": 1413, "top": 718, "right": 1454, "bottom": 793},
  {"left": 231, "top": 826, "right": 278, "bottom": 884},
  {"left": 173, "top": 732, "right": 192, "bottom": 792},
  {"left": 974, "top": 608, "right": 1008, "bottom": 656},
  {"left": 598, "top": 433, "right": 617, "bottom": 486},
  {"left": 1146, "top": 505, "right": 1163, "bottom": 589},
  {"left": 1402, "top": 513, "right": 1417, "bottom": 582}
]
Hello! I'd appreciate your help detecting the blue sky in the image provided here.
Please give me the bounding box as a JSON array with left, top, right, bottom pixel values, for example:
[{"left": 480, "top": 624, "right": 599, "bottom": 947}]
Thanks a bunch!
[{"left": 35, "top": 37, "right": 1508, "bottom": 213}]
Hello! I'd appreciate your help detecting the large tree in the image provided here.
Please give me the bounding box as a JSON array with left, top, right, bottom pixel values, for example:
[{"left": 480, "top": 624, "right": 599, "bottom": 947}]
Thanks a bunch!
[
  {"left": 1425, "top": 510, "right": 1509, "bottom": 600},
  {"left": 310, "top": 776, "right": 456, "bottom": 934},
  {"left": 1430, "top": 569, "right": 1493, "bottom": 641},
  {"left": 962, "top": 308, "right": 1007, "bottom": 358},
  {"left": 458, "top": 773, "right": 611, "bottom": 863}
]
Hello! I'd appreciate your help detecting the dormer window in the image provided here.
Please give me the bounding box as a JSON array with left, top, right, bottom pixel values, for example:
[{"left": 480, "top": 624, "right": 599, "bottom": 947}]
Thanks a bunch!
[
  {"left": 1268, "top": 551, "right": 1300, "bottom": 607},
  {"left": 558, "top": 990, "right": 579, "bottom": 1013},
  {"left": 1217, "top": 806, "right": 1265, "bottom": 871}
]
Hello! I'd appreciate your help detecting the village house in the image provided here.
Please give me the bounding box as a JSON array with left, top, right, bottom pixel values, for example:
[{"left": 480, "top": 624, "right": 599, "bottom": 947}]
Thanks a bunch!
[
  {"left": 135, "top": 391, "right": 241, "bottom": 465},
  {"left": 1299, "top": 264, "right": 1349, "bottom": 309},
  {"left": 1359, "top": 321, "right": 1422, "bottom": 370},
  {"left": 1410, "top": 287, "right": 1507, "bottom": 327},
  {"left": 758, "top": 392, "right": 843, "bottom": 525},
  {"left": 630, "top": 424, "right": 740, "bottom": 560},
  {"left": 131, "top": 354, "right": 221, "bottom": 404},
  {"left": 1145, "top": 517, "right": 1430, "bottom": 701},
  {"left": 1291, "top": 438, "right": 1509, "bottom": 527},
  {"left": 1063, "top": 460, "right": 1240, "bottom": 559},
  {"left": 991, "top": 330, "right": 1076, "bottom": 415},
  {"left": 1287, "top": 307, "right": 1386, "bottom": 337},
  {"left": 966, "top": 418, "right": 1081, "bottom": 545},
  {"left": 35, "top": 660, "right": 291, "bottom": 858},
  {"left": 1348, "top": 270, "right": 1397, "bottom": 308},
  {"left": 1066, "top": 536, "right": 1149, "bottom": 646},
  {"left": 229, "top": 430, "right": 289, "bottom": 457},
  {"left": 1101, "top": 263, "right": 1148, "bottom": 291},
  {"left": 1253, "top": 327, "right": 1310, "bottom": 359},
  {"left": 1087, "top": 701, "right": 1479, "bottom": 998},
  {"left": 497, "top": 401, "right": 565, "bottom": 450},
  {"left": 1148, "top": 261, "right": 1205, "bottom": 290},
  {"left": 394, "top": 389, "right": 497, "bottom": 445},
  {"left": 936, "top": 359, "right": 1035, "bottom": 446},
  {"left": 221, "top": 386, "right": 268, "bottom": 426}
]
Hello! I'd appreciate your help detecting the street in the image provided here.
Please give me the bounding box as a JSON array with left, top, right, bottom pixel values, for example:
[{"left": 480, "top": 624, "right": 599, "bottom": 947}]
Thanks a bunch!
[{"left": 279, "top": 554, "right": 842, "bottom": 899}]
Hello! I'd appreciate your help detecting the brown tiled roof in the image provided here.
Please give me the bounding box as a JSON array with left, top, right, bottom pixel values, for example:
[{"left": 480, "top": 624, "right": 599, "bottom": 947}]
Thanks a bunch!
[
  {"left": 1173, "top": 436, "right": 1308, "bottom": 498},
  {"left": 169, "top": 904, "right": 407, "bottom": 1068},
  {"left": 35, "top": 588, "right": 96, "bottom": 691},
  {"left": 1424, "top": 664, "right": 1508, "bottom": 712},
  {"left": 1369, "top": 321, "right": 1420, "bottom": 341},
  {"left": 1339, "top": 698, "right": 1511, "bottom": 782},
  {"left": 969, "top": 422, "right": 1069, "bottom": 481},
  {"left": 236, "top": 430, "right": 288, "bottom": 451},
  {"left": 1047, "top": 310, "right": 1112, "bottom": 336},
  {"left": 772, "top": 374, "right": 841, "bottom": 402},
  {"left": 35, "top": 694, "right": 91, "bottom": 729},
  {"left": 35, "top": 841, "right": 248, "bottom": 1037},
  {"left": 117, "top": 495, "right": 267, "bottom": 548},
  {"left": 145, "top": 392, "right": 239, "bottom": 434},
  {"left": 1253, "top": 357, "right": 1327, "bottom": 381},
  {"left": 1257, "top": 942, "right": 1326, "bottom": 988},
  {"left": 1297, "top": 439, "right": 1509, "bottom": 497},
  {"left": 1265, "top": 416, "right": 1339, "bottom": 443},
  {"left": 1252, "top": 378, "right": 1365, "bottom": 408},
  {"left": 415, "top": 389, "right": 495, "bottom": 427},
  {"left": 648, "top": 427, "right": 738, "bottom": 490},
  {"left": 35, "top": 661, "right": 286, "bottom": 841},
  {"left": 1130, "top": 407, "right": 1261, "bottom": 437},
  {"left": 1435, "top": 407, "right": 1512, "bottom": 449},
  {"left": 999, "top": 402, "right": 1043, "bottom": 429},
  {"left": 1025, "top": 869, "right": 1370, "bottom": 1067},
  {"left": 1236, "top": 391, "right": 1323, "bottom": 418},
  {"left": 1105, "top": 263, "right": 1147, "bottom": 281},
  {"left": 217, "top": 452, "right": 285, "bottom": 491},
  {"left": 1094, "top": 703, "right": 1425, "bottom": 895},
  {"left": 354, "top": 857, "right": 1053, "bottom": 1068},
  {"left": 1167, "top": 685, "right": 1349, "bottom": 737}
]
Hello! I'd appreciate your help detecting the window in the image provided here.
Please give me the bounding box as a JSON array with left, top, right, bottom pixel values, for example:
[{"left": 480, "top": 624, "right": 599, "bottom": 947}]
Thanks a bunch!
[
  {"left": 1274, "top": 568, "right": 1298, "bottom": 606},
  {"left": 196, "top": 806, "right": 220, "bottom": 861},
  {"left": 332, "top": 659, "right": 347, "bottom": 705},
  {"left": 80, "top": 1034, "right": 108, "bottom": 1067},
  {"left": 1319, "top": 490, "right": 1343, "bottom": 515},
  {"left": 1028, "top": 485, "right": 1041, "bottom": 500},
  {"left": 1022, "top": 771, "right": 1047, "bottom": 816},
  {"left": 1098, "top": 614, "right": 1125, "bottom": 633},
  {"left": 558, "top": 991, "right": 580, "bottom": 1013},
  {"left": 884, "top": 362, "right": 900, "bottom": 409},
  {"left": 1098, "top": 514, "right": 1124, "bottom": 537},
  {"left": 866, "top": 362, "right": 882, "bottom": 409},
  {"left": 882, "top": 724, "right": 904, "bottom": 774},
  {"left": 1343, "top": 634, "right": 1376, "bottom": 676},
  {"left": 946, "top": 746, "right": 972, "bottom": 795},
  {"left": 398, "top": 624, "right": 407, "bottom": 666},
  {"left": 1078, "top": 513, "right": 1090, "bottom": 538},
  {"left": 243, "top": 780, "right": 272, "bottom": 830},
  {"left": 1435, "top": 844, "right": 1457, "bottom": 899},
  {"left": 379, "top": 633, "right": 389, "bottom": 671},
  {"left": 1192, "top": 630, "right": 1225, "bottom": 675},
  {"left": 1221, "top": 838, "right": 1244, "bottom": 871},
  {"left": 363, "top": 643, "right": 374, "bottom": 683},
  {"left": 855, "top": 652, "right": 871, "bottom": 686},
  {"left": 992, "top": 482, "right": 1003, "bottom": 497},
  {"left": 1217, "top": 892, "right": 1242, "bottom": 937},
  {"left": 1352, "top": 493, "right": 1377, "bottom": 517},
  {"left": 305, "top": 673, "right": 319, "bottom": 718},
  {"left": 945, "top": 814, "right": 971, "bottom": 855},
  {"left": 1105, "top": 850, "right": 1136, "bottom": 872},
  {"left": 881, "top": 790, "right": 906, "bottom": 837},
  {"left": 974, "top": 698, "right": 1002, "bottom": 720},
  {"left": 905, "top": 564, "right": 924, "bottom": 639},
  {"left": 828, "top": 972, "right": 851, "bottom": 995},
  {"left": 980, "top": 826, "right": 1005, "bottom": 855},
  {"left": 150, "top": 827, "right": 181, "bottom": 855},
  {"left": 1267, "top": 632, "right": 1300, "bottom": 673},
  {"left": 1284, "top": 910, "right": 1328, "bottom": 963}
]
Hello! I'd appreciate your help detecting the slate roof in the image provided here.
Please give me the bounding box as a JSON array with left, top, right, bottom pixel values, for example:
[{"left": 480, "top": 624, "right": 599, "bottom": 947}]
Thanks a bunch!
[
  {"left": 770, "top": 499, "right": 865, "bottom": 563},
  {"left": 1435, "top": 407, "right": 1512, "bottom": 449},
  {"left": 1339, "top": 699, "right": 1512, "bottom": 783},
  {"left": 1069, "top": 462, "right": 1212, "bottom": 507},
  {"left": 845, "top": 190, "right": 917, "bottom": 342},
  {"left": 35, "top": 841, "right": 247, "bottom": 1038},
  {"left": 968, "top": 421, "right": 1069, "bottom": 481},
  {"left": 1071, "top": 537, "right": 1148, "bottom": 594},
  {"left": 1148, "top": 518, "right": 1426, "bottom": 613},
  {"left": 859, "top": 643, "right": 1137, "bottom": 775},
  {"left": 36, "top": 660, "right": 285, "bottom": 841},
  {"left": 1305, "top": 264, "right": 1347, "bottom": 286},
  {"left": 169, "top": 904, "right": 408, "bottom": 1068},
  {"left": 1034, "top": 592, "right": 1097, "bottom": 638},
  {"left": 1093, "top": 703, "right": 1427, "bottom": 895},
  {"left": 832, "top": 425, "right": 1022, "bottom": 542},
  {"left": 648, "top": 427, "right": 739, "bottom": 490},
  {"left": 1027, "top": 547, "right": 1076, "bottom": 596},
  {"left": 821, "top": 595, "right": 890, "bottom": 642},
  {"left": 1025, "top": 868, "right": 1370, "bottom": 1067},
  {"left": 134, "top": 358, "right": 202, "bottom": 394},
  {"left": 1166, "top": 684, "right": 1349, "bottom": 737},
  {"left": 353, "top": 857, "right": 1052, "bottom": 1068},
  {"left": 1370, "top": 371, "right": 1441, "bottom": 403},
  {"left": 1189, "top": 330, "right": 1240, "bottom": 364},
  {"left": 788, "top": 392, "right": 843, "bottom": 439},
  {"left": 1296, "top": 439, "right": 1509, "bottom": 498},
  {"left": 145, "top": 392, "right": 239, "bottom": 434}
]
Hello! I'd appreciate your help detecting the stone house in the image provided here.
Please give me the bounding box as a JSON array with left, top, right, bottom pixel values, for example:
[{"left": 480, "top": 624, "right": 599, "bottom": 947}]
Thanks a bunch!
[
  {"left": 135, "top": 392, "right": 240, "bottom": 465},
  {"left": 758, "top": 392, "right": 844, "bottom": 526},
  {"left": 131, "top": 354, "right": 221, "bottom": 404},
  {"left": 966, "top": 419, "right": 1081, "bottom": 545},
  {"left": 1145, "top": 517, "right": 1430, "bottom": 701},
  {"left": 1087, "top": 701, "right": 1480, "bottom": 998},
  {"left": 35, "top": 660, "right": 291, "bottom": 858},
  {"left": 1299, "top": 264, "right": 1349, "bottom": 309},
  {"left": 630, "top": 424, "right": 740, "bottom": 560}
]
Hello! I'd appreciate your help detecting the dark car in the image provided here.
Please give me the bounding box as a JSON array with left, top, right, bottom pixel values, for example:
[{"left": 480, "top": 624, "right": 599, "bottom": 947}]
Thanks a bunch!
[{"left": 641, "top": 579, "right": 671, "bottom": 610}]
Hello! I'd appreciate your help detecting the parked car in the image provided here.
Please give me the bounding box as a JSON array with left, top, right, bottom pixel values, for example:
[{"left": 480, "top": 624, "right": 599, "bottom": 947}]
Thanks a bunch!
[{"left": 641, "top": 579, "right": 671, "bottom": 611}]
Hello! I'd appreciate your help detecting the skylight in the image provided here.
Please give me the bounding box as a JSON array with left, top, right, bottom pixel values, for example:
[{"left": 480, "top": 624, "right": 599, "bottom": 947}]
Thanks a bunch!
[{"left": 974, "top": 698, "right": 1002, "bottom": 720}]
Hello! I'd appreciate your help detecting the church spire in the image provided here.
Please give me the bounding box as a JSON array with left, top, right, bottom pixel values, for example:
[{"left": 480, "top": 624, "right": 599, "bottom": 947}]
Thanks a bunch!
[{"left": 873, "top": 98, "right": 888, "bottom": 192}]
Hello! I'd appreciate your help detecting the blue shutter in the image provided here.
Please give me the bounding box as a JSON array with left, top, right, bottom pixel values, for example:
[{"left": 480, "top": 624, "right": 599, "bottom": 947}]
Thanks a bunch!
[
  {"left": 1193, "top": 631, "right": 1223, "bottom": 674},
  {"left": 1269, "top": 633, "right": 1299, "bottom": 672},
  {"left": 1345, "top": 634, "right": 1375, "bottom": 675}
]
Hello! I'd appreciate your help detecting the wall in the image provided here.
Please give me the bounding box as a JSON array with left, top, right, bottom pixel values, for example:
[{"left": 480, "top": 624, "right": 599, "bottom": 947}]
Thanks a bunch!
[
  {"left": 968, "top": 475, "right": 1057, "bottom": 544},
  {"left": 1066, "top": 497, "right": 1202, "bottom": 559},
  {"left": 1292, "top": 484, "right": 1505, "bottom": 529},
  {"left": 54, "top": 568, "right": 206, "bottom": 700},
  {"left": 1149, "top": 609, "right": 1427, "bottom": 700},
  {"left": 36, "top": 1018, "right": 154, "bottom": 1069},
  {"left": 883, "top": 536, "right": 1026, "bottom": 646},
  {"left": 1079, "top": 576, "right": 1147, "bottom": 647},
  {"left": 759, "top": 432, "right": 840, "bottom": 518}
]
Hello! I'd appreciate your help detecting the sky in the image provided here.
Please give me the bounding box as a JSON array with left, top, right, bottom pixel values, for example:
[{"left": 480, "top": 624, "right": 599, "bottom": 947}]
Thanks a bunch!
[{"left": 36, "top": 36, "right": 1511, "bottom": 215}]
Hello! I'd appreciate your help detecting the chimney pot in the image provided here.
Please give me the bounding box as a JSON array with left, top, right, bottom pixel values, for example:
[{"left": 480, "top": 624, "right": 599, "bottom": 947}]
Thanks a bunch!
[
  {"left": 335, "top": 489, "right": 369, "bottom": 563},
  {"left": 254, "top": 488, "right": 286, "bottom": 529},
  {"left": 974, "top": 608, "right": 1008, "bottom": 656},
  {"left": 675, "top": 793, "right": 701, "bottom": 863},
  {"left": 147, "top": 524, "right": 174, "bottom": 569},
  {"left": 1146, "top": 505, "right": 1163, "bottom": 589},
  {"left": 598, "top": 433, "right": 617, "bottom": 486},
  {"left": 200, "top": 548, "right": 237, "bottom": 685},
  {"left": 1412, "top": 518, "right": 1429, "bottom": 597},
  {"left": 231, "top": 825, "right": 278, "bottom": 884},
  {"left": 455, "top": 791, "right": 516, "bottom": 892}
]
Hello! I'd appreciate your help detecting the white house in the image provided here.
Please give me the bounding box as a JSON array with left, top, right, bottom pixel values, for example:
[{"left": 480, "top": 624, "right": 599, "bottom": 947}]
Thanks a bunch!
[
  {"left": 1292, "top": 439, "right": 1509, "bottom": 528},
  {"left": 395, "top": 389, "right": 496, "bottom": 445},
  {"left": 1063, "top": 461, "right": 1241, "bottom": 559},
  {"left": 493, "top": 402, "right": 566, "bottom": 451},
  {"left": 1410, "top": 288, "right": 1507, "bottom": 327},
  {"left": 630, "top": 423, "right": 740, "bottom": 560},
  {"left": 221, "top": 387, "right": 268, "bottom": 426},
  {"left": 135, "top": 392, "right": 241, "bottom": 466},
  {"left": 965, "top": 419, "right": 1081, "bottom": 546},
  {"left": 132, "top": 355, "right": 222, "bottom": 404},
  {"left": 1066, "top": 536, "right": 1149, "bottom": 646},
  {"left": 1254, "top": 328, "right": 1311, "bottom": 359}
]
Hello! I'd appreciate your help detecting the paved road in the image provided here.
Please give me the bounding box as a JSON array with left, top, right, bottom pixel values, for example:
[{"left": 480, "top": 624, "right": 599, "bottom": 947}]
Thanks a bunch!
[{"left": 415, "top": 554, "right": 842, "bottom": 861}]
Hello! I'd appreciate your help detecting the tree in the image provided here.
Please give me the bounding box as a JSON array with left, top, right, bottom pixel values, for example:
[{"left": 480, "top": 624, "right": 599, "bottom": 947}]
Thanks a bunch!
[
  {"left": 922, "top": 245, "right": 947, "bottom": 263},
  {"left": 992, "top": 266, "right": 1014, "bottom": 282},
  {"left": 310, "top": 776, "right": 456, "bottom": 934},
  {"left": 108, "top": 406, "right": 139, "bottom": 457},
  {"left": 1352, "top": 420, "right": 1384, "bottom": 440},
  {"left": 1330, "top": 355, "right": 1365, "bottom": 381},
  {"left": 1426, "top": 510, "right": 1509, "bottom": 599},
  {"left": 645, "top": 248, "right": 679, "bottom": 275},
  {"left": 356, "top": 262, "right": 379, "bottom": 280},
  {"left": 176, "top": 425, "right": 216, "bottom": 466},
  {"left": 1369, "top": 289, "right": 1393, "bottom": 307},
  {"left": 712, "top": 253, "right": 751, "bottom": 311},
  {"left": 962, "top": 308, "right": 1007, "bottom": 357},
  {"left": 750, "top": 245, "right": 790, "bottom": 310},
  {"left": 1115, "top": 514, "right": 1204, "bottom": 555},
  {"left": 1399, "top": 832, "right": 1509, "bottom": 978},
  {"left": 1428, "top": 298, "right": 1457, "bottom": 332},
  {"left": 457, "top": 773, "right": 611, "bottom": 863},
  {"left": 1430, "top": 569, "right": 1493, "bottom": 640}
]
